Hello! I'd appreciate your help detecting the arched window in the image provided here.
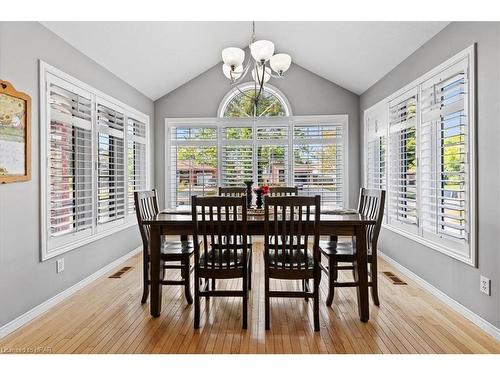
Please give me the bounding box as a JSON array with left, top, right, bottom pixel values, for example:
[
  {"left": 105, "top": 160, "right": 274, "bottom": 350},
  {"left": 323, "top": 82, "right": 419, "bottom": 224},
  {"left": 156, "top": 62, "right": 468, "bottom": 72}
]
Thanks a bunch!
[{"left": 218, "top": 83, "right": 292, "bottom": 118}]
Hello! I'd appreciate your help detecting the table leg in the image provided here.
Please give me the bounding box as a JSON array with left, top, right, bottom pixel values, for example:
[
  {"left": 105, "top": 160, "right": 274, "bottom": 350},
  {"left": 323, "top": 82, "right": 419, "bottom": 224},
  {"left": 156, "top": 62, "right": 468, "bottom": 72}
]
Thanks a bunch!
[
  {"left": 150, "top": 225, "right": 164, "bottom": 317},
  {"left": 353, "top": 225, "right": 369, "bottom": 322}
]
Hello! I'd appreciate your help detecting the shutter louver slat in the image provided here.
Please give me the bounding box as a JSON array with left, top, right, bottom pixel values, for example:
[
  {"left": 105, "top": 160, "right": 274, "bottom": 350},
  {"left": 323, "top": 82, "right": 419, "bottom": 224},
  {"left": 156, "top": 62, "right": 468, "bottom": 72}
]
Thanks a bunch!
[
  {"left": 293, "top": 122, "right": 344, "bottom": 207},
  {"left": 48, "top": 83, "right": 93, "bottom": 239},
  {"left": 388, "top": 95, "right": 418, "bottom": 227},
  {"left": 222, "top": 125, "right": 253, "bottom": 187},
  {"left": 420, "top": 69, "right": 469, "bottom": 242},
  {"left": 171, "top": 125, "right": 218, "bottom": 207},
  {"left": 97, "top": 102, "right": 125, "bottom": 224},
  {"left": 256, "top": 124, "right": 288, "bottom": 186},
  {"left": 127, "top": 117, "right": 148, "bottom": 214}
]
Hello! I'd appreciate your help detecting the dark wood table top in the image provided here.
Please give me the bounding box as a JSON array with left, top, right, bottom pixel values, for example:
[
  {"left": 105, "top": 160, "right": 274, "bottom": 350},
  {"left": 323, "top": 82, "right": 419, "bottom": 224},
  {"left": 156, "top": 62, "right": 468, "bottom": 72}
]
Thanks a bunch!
[{"left": 144, "top": 212, "right": 375, "bottom": 225}]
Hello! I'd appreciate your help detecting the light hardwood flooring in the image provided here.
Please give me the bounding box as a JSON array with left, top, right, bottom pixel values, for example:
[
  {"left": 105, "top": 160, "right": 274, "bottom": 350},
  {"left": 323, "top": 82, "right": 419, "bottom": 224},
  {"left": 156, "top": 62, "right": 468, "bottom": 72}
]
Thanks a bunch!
[{"left": 1, "top": 243, "right": 499, "bottom": 354}]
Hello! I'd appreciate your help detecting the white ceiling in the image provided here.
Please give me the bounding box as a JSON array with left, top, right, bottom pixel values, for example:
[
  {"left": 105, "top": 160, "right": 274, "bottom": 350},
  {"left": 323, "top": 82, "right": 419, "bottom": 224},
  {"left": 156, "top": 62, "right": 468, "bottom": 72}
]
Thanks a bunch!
[{"left": 41, "top": 21, "right": 449, "bottom": 101}]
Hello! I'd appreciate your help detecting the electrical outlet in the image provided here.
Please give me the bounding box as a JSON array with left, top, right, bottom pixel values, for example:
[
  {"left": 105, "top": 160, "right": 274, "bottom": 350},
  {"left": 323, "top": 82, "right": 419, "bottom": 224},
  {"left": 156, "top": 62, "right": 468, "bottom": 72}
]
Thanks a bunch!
[
  {"left": 56, "top": 258, "right": 64, "bottom": 274},
  {"left": 480, "top": 275, "right": 490, "bottom": 296}
]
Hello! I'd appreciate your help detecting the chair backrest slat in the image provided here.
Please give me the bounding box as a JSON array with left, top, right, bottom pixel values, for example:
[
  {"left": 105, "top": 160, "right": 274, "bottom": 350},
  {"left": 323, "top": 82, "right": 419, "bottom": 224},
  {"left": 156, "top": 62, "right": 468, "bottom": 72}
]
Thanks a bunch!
[
  {"left": 269, "top": 186, "right": 299, "bottom": 197},
  {"left": 192, "top": 195, "right": 248, "bottom": 272},
  {"left": 357, "top": 188, "right": 386, "bottom": 254},
  {"left": 264, "top": 195, "right": 320, "bottom": 272},
  {"left": 134, "top": 189, "right": 160, "bottom": 254}
]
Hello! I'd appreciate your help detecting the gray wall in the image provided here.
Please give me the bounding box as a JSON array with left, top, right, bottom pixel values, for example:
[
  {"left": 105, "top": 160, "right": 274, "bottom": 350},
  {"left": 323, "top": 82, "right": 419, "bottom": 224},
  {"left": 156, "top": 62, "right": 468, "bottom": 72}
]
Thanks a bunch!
[
  {"left": 154, "top": 62, "right": 360, "bottom": 208},
  {"left": 360, "top": 22, "right": 500, "bottom": 329},
  {"left": 0, "top": 22, "right": 154, "bottom": 327}
]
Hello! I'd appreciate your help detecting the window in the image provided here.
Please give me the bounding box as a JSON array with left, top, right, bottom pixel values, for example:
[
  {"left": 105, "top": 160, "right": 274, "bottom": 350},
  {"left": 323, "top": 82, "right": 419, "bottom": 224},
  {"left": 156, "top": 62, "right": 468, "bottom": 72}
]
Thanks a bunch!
[
  {"left": 293, "top": 120, "right": 345, "bottom": 206},
  {"left": 166, "top": 115, "right": 348, "bottom": 209},
  {"left": 388, "top": 92, "right": 418, "bottom": 230},
  {"left": 365, "top": 106, "right": 386, "bottom": 192},
  {"left": 221, "top": 123, "right": 254, "bottom": 187},
  {"left": 40, "top": 62, "right": 150, "bottom": 260},
  {"left": 256, "top": 123, "right": 289, "bottom": 186},
  {"left": 218, "top": 83, "right": 291, "bottom": 118},
  {"left": 363, "top": 45, "right": 476, "bottom": 265},
  {"left": 96, "top": 100, "right": 126, "bottom": 227},
  {"left": 168, "top": 122, "right": 218, "bottom": 207},
  {"left": 419, "top": 60, "right": 471, "bottom": 247},
  {"left": 127, "top": 117, "right": 148, "bottom": 215}
]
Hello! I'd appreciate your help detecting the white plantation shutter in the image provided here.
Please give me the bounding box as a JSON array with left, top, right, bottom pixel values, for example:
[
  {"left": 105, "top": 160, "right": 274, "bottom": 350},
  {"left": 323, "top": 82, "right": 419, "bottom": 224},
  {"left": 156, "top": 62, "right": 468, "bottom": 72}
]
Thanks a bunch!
[
  {"left": 41, "top": 63, "right": 150, "bottom": 259},
  {"left": 256, "top": 122, "right": 288, "bottom": 186},
  {"left": 221, "top": 124, "right": 254, "bottom": 187},
  {"left": 97, "top": 100, "right": 126, "bottom": 225},
  {"left": 367, "top": 138, "right": 386, "bottom": 190},
  {"left": 167, "top": 116, "right": 348, "bottom": 209},
  {"left": 293, "top": 120, "right": 346, "bottom": 207},
  {"left": 47, "top": 76, "right": 94, "bottom": 250},
  {"left": 366, "top": 111, "right": 386, "bottom": 191},
  {"left": 127, "top": 116, "right": 148, "bottom": 214},
  {"left": 419, "top": 59, "right": 470, "bottom": 251},
  {"left": 364, "top": 46, "right": 475, "bottom": 264},
  {"left": 169, "top": 124, "right": 218, "bottom": 207},
  {"left": 388, "top": 92, "right": 418, "bottom": 230}
]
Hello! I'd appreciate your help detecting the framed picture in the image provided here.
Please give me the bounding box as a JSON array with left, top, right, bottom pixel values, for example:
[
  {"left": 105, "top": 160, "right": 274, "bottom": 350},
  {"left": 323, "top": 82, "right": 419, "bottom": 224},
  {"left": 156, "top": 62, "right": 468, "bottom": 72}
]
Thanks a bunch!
[{"left": 0, "top": 80, "right": 31, "bottom": 183}]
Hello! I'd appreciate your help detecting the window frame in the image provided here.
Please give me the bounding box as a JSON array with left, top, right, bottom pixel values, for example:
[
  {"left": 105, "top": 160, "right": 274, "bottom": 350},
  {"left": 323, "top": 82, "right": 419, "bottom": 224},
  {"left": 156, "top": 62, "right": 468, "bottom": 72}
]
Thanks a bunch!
[
  {"left": 165, "top": 115, "right": 349, "bottom": 209},
  {"left": 40, "top": 61, "right": 151, "bottom": 261},
  {"left": 363, "top": 45, "right": 476, "bottom": 266}
]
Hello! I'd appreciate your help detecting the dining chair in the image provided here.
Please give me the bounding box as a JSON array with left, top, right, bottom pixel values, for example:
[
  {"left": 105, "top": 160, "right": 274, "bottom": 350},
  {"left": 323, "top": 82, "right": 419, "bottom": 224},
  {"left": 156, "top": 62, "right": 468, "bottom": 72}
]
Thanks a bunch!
[
  {"left": 218, "top": 186, "right": 247, "bottom": 197},
  {"left": 191, "top": 195, "right": 251, "bottom": 329},
  {"left": 134, "top": 189, "right": 195, "bottom": 305},
  {"left": 268, "top": 186, "right": 299, "bottom": 196},
  {"left": 264, "top": 195, "right": 322, "bottom": 331},
  {"left": 218, "top": 186, "right": 253, "bottom": 290},
  {"left": 319, "top": 188, "right": 385, "bottom": 307}
]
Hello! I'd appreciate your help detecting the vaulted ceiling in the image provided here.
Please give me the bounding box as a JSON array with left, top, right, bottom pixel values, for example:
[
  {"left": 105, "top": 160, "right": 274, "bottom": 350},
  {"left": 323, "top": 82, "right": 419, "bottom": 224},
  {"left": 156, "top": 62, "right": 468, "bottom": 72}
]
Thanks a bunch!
[{"left": 41, "top": 21, "right": 449, "bottom": 101}]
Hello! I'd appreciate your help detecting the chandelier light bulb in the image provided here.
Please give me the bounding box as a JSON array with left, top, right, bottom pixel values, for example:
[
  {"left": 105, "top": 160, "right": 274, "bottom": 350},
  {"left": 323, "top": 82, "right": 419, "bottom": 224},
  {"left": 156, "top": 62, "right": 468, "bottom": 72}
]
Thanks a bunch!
[
  {"left": 250, "top": 40, "right": 275, "bottom": 62},
  {"left": 221, "top": 47, "right": 245, "bottom": 68},
  {"left": 270, "top": 53, "right": 292, "bottom": 75},
  {"left": 222, "top": 64, "right": 243, "bottom": 80},
  {"left": 252, "top": 66, "right": 271, "bottom": 84}
]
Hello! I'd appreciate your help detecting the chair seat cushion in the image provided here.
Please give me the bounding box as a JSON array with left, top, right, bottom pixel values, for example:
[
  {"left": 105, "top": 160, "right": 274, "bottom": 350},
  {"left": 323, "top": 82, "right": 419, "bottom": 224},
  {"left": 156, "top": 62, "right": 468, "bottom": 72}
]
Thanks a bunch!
[
  {"left": 319, "top": 240, "right": 373, "bottom": 258},
  {"left": 160, "top": 240, "right": 195, "bottom": 255},
  {"left": 200, "top": 249, "right": 247, "bottom": 267},
  {"left": 267, "top": 249, "right": 314, "bottom": 268}
]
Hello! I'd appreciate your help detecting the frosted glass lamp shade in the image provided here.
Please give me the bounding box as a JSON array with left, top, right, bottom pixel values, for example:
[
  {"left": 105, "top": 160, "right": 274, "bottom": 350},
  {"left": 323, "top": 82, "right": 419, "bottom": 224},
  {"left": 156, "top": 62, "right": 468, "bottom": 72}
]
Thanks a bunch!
[
  {"left": 252, "top": 66, "right": 271, "bottom": 84},
  {"left": 250, "top": 40, "right": 275, "bottom": 62},
  {"left": 222, "top": 64, "right": 243, "bottom": 80},
  {"left": 222, "top": 47, "right": 245, "bottom": 67},
  {"left": 270, "top": 53, "right": 291, "bottom": 74}
]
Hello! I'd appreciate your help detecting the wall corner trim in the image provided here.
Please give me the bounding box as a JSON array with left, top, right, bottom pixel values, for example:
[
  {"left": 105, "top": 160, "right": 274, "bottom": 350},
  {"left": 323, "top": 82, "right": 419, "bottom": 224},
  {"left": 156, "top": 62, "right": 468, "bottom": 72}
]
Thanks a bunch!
[
  {"left": 379, "top": 251, "right": 500, "bottom": 342},
  {"left": 0, "top": 247, "right": 142, "bottom": 340}
]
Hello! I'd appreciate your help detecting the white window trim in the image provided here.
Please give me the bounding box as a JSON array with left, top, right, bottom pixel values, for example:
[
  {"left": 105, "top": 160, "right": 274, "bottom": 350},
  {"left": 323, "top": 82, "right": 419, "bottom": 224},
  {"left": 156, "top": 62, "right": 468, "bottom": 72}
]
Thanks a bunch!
[
  {"left": 39, "top": 61, "right": 151, "bottom": 261},
  {"left": 363, "top": 44, "right": 476, "bottom": 267},
  {"left": 165, "top": 115, "right": 349, "bottom": 209}
]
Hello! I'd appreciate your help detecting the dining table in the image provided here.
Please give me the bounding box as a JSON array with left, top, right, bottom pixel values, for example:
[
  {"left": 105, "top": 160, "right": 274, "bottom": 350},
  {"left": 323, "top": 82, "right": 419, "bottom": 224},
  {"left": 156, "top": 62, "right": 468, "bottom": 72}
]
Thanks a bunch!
[{"left": 142, "top": 209, "right": 377, "bottom": 323}]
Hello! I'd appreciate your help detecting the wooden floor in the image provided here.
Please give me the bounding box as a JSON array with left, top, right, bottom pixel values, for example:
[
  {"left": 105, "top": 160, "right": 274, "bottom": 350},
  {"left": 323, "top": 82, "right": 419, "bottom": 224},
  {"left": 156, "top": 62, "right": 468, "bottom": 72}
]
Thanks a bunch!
[{"left": 1, "top": 243, "right": 499, "bottom": 354}]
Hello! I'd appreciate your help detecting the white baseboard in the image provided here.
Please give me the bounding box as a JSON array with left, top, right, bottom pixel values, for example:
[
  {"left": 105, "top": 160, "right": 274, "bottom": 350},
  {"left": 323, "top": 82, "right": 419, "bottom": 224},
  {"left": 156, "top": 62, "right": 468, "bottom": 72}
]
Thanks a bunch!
[
  {"left": 379, "top": 251, "right": 500, "bottom": 342},
  {"left": 0, "top": 247, "right": 141, "bottom": 340}
]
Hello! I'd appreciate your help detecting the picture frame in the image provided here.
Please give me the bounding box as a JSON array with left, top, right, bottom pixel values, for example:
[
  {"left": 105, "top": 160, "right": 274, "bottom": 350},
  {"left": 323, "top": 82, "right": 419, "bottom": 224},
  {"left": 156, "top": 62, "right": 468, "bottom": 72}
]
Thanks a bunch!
[{"left": 0, "top": 80, "right": 32, "bottom": 184}]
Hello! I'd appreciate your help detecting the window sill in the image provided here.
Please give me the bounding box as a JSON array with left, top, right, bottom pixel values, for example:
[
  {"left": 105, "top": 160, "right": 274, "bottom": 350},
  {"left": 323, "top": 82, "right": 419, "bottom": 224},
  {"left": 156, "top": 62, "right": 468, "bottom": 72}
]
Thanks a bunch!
[
  {"left": 381, "top": 223, "right": 476, "bottom": 267},
  {"left": 41, "top": 220, "right": 138, "bottom": 261}
]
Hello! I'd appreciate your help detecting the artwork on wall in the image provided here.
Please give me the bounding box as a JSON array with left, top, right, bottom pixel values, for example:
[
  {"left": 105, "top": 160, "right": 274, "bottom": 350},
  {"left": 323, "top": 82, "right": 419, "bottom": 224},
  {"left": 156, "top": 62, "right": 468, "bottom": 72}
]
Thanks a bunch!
[{"left": 0, "top": 80, "right": 31, "bottom": 183}]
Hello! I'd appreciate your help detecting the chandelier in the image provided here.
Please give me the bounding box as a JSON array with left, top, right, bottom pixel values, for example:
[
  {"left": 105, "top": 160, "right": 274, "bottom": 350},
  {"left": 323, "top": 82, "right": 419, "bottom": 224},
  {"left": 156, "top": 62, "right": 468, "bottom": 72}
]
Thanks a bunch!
[{"left": 221, "top": 22, "right": 292, "bottom": 108}]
